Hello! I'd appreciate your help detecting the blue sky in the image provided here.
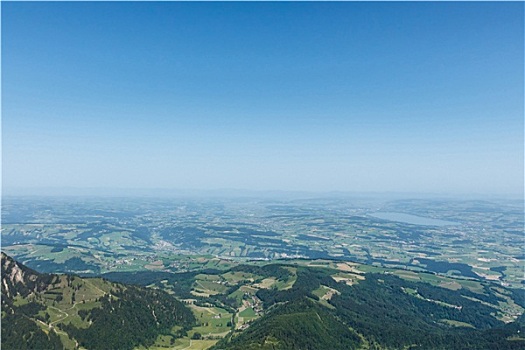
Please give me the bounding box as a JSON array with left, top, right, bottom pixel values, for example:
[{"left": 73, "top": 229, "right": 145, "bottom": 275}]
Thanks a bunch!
[{"left": 2, "top": 2, "right": 523, "bottom": 196}]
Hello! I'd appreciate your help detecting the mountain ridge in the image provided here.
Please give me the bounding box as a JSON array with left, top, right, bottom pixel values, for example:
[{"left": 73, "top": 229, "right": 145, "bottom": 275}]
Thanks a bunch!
[{"left": 1, "top": 252, "right": 196, "bottom": 350}]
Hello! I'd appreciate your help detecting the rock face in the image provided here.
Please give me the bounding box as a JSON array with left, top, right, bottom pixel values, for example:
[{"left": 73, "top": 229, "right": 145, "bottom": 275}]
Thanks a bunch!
[{"left": 1, "top": 252, "right": 52, "bottom": 299}]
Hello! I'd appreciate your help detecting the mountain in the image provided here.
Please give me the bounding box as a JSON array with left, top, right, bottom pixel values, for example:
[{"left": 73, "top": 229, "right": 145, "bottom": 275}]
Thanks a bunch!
[
  {"left": 1, "top": 252, "right": 196, "bottom": 350},
  {"left": 1, "top": 252, "right": 63, "bottom": 349},
  {"left": 1, "top": 251, "right": 54, "bottom": 299}
]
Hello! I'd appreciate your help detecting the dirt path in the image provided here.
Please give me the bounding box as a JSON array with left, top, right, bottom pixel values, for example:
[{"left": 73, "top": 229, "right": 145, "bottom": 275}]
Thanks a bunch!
[
  {"left": 180, "top": 339, "right": 193, "bottom": 350},
  {"left": 36, "top": 316, "right": 80, "bottom": 348},
  {"left": 49, "top": 302, "right": 80, "bottom": 325},
  {"left": 49, "top": 306, "right": 69, "bottom": 325}
]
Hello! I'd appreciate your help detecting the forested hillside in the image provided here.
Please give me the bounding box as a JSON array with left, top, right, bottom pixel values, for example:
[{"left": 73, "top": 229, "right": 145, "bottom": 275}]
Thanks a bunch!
[
  {"left": 1, "top": 252, "right": 195, "bottom": 350},
  {"left": 210, "top": 266, "right": 525, "bottom": 350}
]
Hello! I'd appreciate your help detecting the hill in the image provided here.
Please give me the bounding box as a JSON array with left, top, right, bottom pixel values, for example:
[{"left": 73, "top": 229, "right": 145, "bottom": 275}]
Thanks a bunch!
[
  {"left": 1, "top": 252, "right": 196, "bottom": 350},
  {"left": 101, "top": 260, "right": 525, "bottom": 349},
  {"left": 209, "top": 267, "right": 525, "bottom": 349},
  {"left": 214, "top": 297, "right": 361, "bottom": 350}
]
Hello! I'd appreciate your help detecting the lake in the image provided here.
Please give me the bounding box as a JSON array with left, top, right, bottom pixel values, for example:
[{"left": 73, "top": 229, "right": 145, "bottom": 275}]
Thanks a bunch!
[{"left": 369, "top": 212, "right": 458, "bottom": 226}]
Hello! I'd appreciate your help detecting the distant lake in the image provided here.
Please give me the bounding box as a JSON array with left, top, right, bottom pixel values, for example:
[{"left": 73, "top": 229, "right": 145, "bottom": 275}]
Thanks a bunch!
[{"left": 369, "top": 212, "right": 458, "bottom": 226}]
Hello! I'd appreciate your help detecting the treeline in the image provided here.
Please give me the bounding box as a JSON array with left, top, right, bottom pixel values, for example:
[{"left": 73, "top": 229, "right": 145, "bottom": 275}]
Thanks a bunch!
[
  {"left": 103, "top": 270, "right": 198, "bottom": 298},
  {"left": 230, "top": 264, "right": 292, "bottom": 281}
]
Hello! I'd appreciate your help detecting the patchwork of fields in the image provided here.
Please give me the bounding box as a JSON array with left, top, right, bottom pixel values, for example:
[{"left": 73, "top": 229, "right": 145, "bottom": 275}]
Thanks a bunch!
[{"left": 2, "top": 196, "right": 523, "bottom": 290}]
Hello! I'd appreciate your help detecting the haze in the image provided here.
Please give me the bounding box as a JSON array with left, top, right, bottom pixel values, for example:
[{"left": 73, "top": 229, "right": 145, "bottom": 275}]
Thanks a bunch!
[{"left": 2, "top": 2, "right": 523, "bottom": 196}]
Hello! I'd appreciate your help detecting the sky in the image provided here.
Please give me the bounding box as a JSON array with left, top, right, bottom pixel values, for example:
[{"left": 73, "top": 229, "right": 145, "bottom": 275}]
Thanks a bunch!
[{"left": 2, "top": 2, "right": 523, "bottom": 196}]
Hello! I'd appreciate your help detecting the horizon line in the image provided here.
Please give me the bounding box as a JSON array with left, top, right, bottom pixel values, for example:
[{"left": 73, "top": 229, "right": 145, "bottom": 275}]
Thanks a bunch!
[{"left": 2, "top": 186, "right": 523, "bottom": 200}]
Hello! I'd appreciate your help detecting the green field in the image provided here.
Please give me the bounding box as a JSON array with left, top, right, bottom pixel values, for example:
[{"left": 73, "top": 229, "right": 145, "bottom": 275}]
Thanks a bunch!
[{"left": 238, "top": 307, "right": 256, "bottom": 318}]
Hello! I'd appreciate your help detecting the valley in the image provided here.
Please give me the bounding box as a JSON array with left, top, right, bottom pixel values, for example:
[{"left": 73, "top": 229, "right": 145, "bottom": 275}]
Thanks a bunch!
[
  {"left": 2, "top": 196, "right": 523, "bottom": 287},
  {"left": 1, "top": 195, "right": 524, "bottom": 349}
]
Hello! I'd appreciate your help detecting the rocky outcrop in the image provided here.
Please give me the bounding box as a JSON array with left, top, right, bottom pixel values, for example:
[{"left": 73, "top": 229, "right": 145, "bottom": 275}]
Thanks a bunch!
[{"left": 1, "top": 252, "right": 52, "bottom": 299}]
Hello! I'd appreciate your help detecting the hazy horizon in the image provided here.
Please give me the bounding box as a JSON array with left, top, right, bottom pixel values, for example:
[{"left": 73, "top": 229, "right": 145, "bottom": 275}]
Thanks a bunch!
[
  {"left": 3, "top": 2, "right": 523, "bottom": 197},
  {"left": 2, "top": 186, "right": 522, "bottom": 201}
]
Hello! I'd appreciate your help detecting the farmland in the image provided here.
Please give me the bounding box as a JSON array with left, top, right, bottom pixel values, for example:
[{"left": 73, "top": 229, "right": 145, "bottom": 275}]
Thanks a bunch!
[{"left": 2, "top": 195, "right": 523, "bottom": 288}]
